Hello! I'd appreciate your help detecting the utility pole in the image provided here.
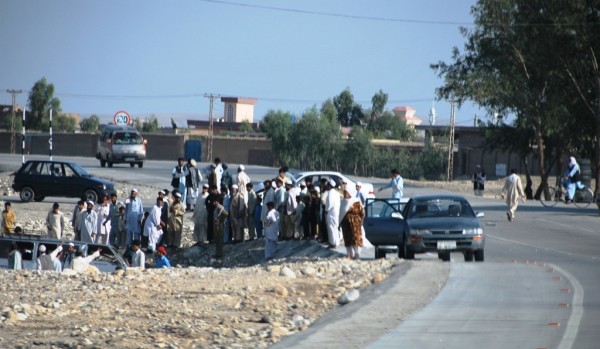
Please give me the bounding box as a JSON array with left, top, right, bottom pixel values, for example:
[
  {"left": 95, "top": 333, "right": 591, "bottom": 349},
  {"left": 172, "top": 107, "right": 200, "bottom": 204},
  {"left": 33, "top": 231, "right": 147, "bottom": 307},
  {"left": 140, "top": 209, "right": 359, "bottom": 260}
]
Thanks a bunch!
[
  {"left": 203, "top": 93, "right": 221, "bottom": 162},
  {"left": 447, "top": 100, "right": 456, "bottom": 182},
  {"left": 6, "top": 89, "right": 23, "bottom": 154}
]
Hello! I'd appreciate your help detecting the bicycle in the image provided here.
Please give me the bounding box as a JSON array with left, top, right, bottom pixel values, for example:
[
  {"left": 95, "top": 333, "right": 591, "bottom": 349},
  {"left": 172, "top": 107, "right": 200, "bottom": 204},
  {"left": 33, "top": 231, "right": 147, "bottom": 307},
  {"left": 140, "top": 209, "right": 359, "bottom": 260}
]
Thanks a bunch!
[{"left": 539, "top": 177, "right": 594, "bottom": 208}]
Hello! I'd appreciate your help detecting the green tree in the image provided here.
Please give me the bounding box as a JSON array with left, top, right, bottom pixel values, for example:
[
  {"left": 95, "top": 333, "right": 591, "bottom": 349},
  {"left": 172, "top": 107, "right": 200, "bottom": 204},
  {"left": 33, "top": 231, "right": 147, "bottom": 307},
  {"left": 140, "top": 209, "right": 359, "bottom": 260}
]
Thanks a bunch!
[
  {"left": 367, "top": 111, "right": 413, "bottom": 140},
  {"left": 370, "top": 89, "right": 388, "bottom": 121},
  {"left": 80, "top": 114, "right": 100, "bottom": 133},
  {"left": 260, "top": 110, "right": 293, "bottom": 165},
  {"left": 333, "top": 88, "right": 365, "bottom": 127},
  {"left": 27, "top": 77, "right": 61, "bottom": 131},
  {"left": 139, "top": 115, "right": 159, "bottom": 133},
  {"left": 431, "top": 0, "right": 599, "bottom": 192},
  {"left": 238, "top": 120, "right": 254, "bottom": 133},
  {"left": 54, "top": 114, "right": 76, "bottom": 132}
]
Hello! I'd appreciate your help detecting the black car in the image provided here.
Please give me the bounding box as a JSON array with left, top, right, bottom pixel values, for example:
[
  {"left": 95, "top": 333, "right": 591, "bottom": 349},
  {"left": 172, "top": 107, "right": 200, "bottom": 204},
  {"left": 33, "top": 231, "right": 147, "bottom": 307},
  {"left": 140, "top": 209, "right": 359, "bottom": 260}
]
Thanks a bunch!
[{"left": 11, "top": 160, "right": 116, "bottom": 203}]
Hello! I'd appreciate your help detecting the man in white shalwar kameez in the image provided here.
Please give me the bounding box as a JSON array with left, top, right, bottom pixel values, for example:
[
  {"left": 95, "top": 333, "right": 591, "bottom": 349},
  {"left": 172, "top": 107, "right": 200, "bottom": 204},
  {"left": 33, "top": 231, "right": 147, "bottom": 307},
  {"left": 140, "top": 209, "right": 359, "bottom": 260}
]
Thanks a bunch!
[
  {"left": 144, "top": 197, "right": 164, "bottom": 252},
  {"left": 325, "top": 179, "right": 341, "bottom": 247},
  {"left": 79, "top": 201, "right": 98, "bottom": 243},
  {"left": 264, "top": 202, "right": 280, "bottom": 260},
  {"left": 192, "top": 184, "right": 210, "bottom": 244},
  {"left": 500, "top": 169, "right": 526, "bottom": 222},
  {"left": 96, "top": 196, "right": 111, "bottom": 245},
  {"left": 261, "top": 180, "right": 276, "bottom": 224},
  {"left": 125, "top": 189, "right": 144, "bottom": 247},
  {"left": 45, "top": 203, "right": 65, "bottom": 239},
  {"left": 236, "top": 165, "right": 251, "bottom": 205}
]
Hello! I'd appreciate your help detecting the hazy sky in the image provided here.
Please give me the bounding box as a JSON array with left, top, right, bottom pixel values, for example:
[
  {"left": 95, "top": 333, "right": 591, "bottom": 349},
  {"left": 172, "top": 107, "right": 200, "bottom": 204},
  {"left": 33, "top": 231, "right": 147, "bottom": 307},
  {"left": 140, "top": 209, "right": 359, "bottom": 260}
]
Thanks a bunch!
[{"left": 0, "top": 0, "right": 482, "bottom": 127}]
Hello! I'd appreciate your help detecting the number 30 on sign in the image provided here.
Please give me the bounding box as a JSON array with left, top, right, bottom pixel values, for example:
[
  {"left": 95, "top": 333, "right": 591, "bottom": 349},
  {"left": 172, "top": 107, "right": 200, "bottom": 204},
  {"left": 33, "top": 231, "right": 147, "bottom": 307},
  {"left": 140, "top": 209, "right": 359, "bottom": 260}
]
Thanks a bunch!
[{"left": 113, "top": 111, "right": 131, "bottom": 125}]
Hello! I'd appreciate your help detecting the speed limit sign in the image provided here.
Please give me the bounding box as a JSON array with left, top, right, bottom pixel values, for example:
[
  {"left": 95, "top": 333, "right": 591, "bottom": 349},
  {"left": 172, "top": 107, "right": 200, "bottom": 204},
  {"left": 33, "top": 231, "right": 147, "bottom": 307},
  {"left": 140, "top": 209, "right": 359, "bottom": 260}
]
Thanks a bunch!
[{"left": 113, "top": 110, "right": 131, "bottom": 125}]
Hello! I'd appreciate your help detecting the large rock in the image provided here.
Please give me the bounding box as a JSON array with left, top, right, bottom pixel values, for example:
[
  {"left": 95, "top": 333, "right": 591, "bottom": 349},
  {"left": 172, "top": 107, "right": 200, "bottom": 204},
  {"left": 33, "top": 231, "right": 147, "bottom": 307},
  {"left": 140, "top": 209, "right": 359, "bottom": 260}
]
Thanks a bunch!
[
  {"left": 279, "top": 266, "right": 296, "bottom": 279},
  {"left": 337, "top": 289, "right": 360, "bottom": 305}
]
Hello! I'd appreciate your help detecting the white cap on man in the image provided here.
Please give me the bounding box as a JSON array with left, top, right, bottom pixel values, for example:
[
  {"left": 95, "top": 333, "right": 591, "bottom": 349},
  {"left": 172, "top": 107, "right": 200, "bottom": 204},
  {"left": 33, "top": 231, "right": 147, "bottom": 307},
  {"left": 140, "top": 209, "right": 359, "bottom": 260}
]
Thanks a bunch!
[
  {"left": 239, "top": 164, "right": 245, "bottom": 171},
  {"left": 356, "top": 181, "right": 362, "bottom": 187},
  {"left": 39, "top": 245, "right": 47, "bottom": 253},
  {"left": 329, "top": 179, "right": 336, "bottom": 187},
  {"left": 174, "top": 192, "right": 182, "bottom": 198},
  {"left": 232, "top": 184, "right": 239, "bottom": 190}
]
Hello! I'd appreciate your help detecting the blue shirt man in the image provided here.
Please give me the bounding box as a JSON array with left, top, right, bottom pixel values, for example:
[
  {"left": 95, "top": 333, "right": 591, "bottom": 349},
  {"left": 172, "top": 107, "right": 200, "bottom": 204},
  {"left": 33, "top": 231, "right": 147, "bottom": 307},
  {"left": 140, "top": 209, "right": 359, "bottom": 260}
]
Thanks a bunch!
[{"left": 378, "top": 169, "right": 404, "bottom": 199}]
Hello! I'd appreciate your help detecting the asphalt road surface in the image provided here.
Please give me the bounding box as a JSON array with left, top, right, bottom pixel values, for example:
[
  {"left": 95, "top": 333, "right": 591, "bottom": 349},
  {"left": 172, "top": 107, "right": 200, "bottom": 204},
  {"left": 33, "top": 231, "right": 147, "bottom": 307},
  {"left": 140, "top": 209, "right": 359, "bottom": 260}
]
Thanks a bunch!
[{"left": 1, "top": 154, "right": 599, "bottom": 348}]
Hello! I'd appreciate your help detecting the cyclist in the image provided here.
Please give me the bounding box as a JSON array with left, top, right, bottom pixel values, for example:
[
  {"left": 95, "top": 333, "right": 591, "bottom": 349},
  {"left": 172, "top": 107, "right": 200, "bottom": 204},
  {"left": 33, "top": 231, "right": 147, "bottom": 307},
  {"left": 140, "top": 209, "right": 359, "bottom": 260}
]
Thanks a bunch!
[{"left": 562, "top": 156, "right": 584, "bottom": 203}]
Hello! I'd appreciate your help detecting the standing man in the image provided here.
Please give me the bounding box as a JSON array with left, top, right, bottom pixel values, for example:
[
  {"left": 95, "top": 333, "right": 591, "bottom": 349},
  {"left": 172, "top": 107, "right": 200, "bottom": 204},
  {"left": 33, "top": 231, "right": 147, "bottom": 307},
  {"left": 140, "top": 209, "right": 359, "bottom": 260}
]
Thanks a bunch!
[
  {"left": 109, "top": 193, "right": 123, "bottom": 247},
  {"left": 378, "top": 169, "right": 404, "bottom": 199},
  {"left": 186, "top": 159, "right": 202, "bottom": 211},
  {"left": 501, "top": 169, "right": 526, "bottom": 222},
  {"left": 72, "top": 200, "right": 85, "bottom": 241},
  {"left": 261, "top": 180, "right": 276, "bottom": 225},
  {"left": 282, "top": 181, "right": 298, "bottom": 240},
  {"left": 79, "top": 201, "right": 98, "bottom": 243},
  {"left": 2, "top": 202, "right": 16, "bottom": 236},
  {"left": 472, "top": 165, "right": 486, "bottom": 197},
  {"left": 125, "top": 189, "right": 144, "bottom": 247},
  {"left": 192, "top": 184, "right": 210, "bottom": 245},
  {"left": 144, "top": 197, "right": 164, "bottom": 252},
  {"left": 213, "top": 195, "right": 228, "bottom": 259},
  {"left": 325, "top": 179, "right": 341, "bottom": 248},
  {"left": 168, "top": 192, "right": 185, "bottom": 248},
  {"left": 355, "top": 182, "right": 366, "bottom": 206},
  {"left": 205, "top": 184, "right": 220, "bottom": 243},
  {"left": 264, "top": 201, "right": 280, "bottom": 261},
  {"left": 214, "top": 157, "right": 224, "bottom": 188},
  {"left": 229, "top": 184, "right": 247, "bottom": 243},
  {"left": 172, "top": 157, "right": 189, "bottom": 206},
  {"left": 96, "top": 195, "right": 111, "bottom": 244},
  {"left": 236, "top": 165, "right": 251, "bottom": 204},
  {"left": 246, "top": 183, "right": 257, "bottom": 240},
  {"left": 45, "top": 203, "right": 65, "bottom": 239}
]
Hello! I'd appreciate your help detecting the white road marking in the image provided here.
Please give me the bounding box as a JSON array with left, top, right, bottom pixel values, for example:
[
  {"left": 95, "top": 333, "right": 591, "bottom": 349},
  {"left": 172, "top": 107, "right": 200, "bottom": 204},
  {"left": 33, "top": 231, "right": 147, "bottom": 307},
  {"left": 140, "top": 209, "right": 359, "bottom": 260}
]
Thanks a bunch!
[{"left": 552, "top": 263, "right": 584, "bottom": 349}]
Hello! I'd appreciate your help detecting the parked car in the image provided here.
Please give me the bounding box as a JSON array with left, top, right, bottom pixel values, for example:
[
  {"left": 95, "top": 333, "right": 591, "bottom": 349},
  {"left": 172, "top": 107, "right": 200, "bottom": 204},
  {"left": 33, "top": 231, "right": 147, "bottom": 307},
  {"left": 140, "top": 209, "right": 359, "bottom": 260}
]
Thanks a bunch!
[
  {"left": 11, "top": 160, "right": 116, "bottom": 203},
  {"left": 0, "top": 234, "right": 127, "bottom": 272},
  {"left": 403, "top": 195, "right": 485, "bottom": 262},
  {"left": 364, "top": 195, "right": 485, "bottom": 262},
  {"left": 292, "top": 171, "right": 375, "bottom": 198},
  {"left": 96, "top": 124, "right": 146, "bottom": 168}
]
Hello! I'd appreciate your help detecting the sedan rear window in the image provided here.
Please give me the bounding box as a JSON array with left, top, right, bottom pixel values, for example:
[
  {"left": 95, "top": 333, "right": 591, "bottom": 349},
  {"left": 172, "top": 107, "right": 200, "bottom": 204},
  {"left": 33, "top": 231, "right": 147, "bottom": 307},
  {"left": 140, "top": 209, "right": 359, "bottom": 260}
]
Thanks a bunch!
[{"left": 408, "top": 199, "right": 474, "bottom": 218}]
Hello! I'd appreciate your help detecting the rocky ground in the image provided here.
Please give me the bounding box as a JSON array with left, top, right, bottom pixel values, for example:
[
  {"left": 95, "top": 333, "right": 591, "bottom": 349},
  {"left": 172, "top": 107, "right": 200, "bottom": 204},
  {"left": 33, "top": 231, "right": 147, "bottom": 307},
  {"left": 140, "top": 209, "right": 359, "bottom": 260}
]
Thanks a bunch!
[
  {"left": 0, "top": 173, "right": 412, "bottom": 349},
  {"left": 2, "top": 172, "right": 583, "bottom": 348}
]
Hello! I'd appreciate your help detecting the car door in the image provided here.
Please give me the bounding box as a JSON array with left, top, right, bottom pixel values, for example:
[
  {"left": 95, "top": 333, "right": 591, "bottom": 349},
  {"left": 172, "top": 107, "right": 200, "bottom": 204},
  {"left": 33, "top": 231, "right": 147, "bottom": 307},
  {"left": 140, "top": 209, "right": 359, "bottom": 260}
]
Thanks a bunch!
[
  {"left": 33, "top": 161, "right": 60, "bottom": 198},
  {"left": 62, "top": 163, "right": 85, "bottom": 198},
  {"left": 363, "top": 198, "right": 407, "bottom": 246}
]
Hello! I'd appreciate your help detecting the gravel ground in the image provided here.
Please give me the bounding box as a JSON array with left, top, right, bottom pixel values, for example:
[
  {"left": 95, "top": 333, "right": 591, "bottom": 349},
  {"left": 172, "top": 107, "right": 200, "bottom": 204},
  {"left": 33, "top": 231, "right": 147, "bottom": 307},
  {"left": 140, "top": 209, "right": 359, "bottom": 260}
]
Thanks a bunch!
[{"left": 0, "top": 173, "right": 440, "bottom": 348}]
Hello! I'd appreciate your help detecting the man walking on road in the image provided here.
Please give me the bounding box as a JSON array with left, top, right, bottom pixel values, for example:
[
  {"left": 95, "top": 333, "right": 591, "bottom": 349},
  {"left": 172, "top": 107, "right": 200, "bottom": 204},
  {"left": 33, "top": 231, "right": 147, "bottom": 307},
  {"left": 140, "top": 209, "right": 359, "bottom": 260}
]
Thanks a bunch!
[{"left": 501, "top": 169, "right": 526, "bottom": 222}]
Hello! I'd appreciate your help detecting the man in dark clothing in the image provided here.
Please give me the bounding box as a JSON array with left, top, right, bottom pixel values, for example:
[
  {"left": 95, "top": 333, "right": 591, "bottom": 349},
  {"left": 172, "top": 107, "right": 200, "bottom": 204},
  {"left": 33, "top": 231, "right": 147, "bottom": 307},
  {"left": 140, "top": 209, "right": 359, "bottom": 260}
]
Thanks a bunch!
[{"left": 205, "top": 184, "right": 220, "bottom": 243}]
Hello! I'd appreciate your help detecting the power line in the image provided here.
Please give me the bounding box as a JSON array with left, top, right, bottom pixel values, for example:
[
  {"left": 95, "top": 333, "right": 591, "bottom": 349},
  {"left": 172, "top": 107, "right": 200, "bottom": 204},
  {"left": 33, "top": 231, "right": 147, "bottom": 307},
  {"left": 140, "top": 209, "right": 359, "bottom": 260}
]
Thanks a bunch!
[
  {"left": 199, "top": 0, "right": 471, "bottom": 26},
  {"left": 198, "top": 0, "right": 600, "bottom": 27}
]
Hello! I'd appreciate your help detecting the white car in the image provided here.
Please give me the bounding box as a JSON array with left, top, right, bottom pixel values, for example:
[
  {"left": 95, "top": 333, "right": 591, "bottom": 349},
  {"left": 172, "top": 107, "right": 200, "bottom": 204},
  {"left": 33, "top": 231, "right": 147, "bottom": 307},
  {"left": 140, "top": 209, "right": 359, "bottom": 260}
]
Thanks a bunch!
[{"left": 292, "top": 171, "right": 375, "bottom": 199}]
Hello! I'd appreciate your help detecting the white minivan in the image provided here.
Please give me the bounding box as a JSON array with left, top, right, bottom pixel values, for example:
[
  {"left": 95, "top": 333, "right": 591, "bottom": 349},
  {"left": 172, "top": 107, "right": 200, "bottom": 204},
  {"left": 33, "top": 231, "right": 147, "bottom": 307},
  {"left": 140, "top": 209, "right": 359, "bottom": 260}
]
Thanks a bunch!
[{"left": 96, "top": 124, "right": 147, "bottom": 168}]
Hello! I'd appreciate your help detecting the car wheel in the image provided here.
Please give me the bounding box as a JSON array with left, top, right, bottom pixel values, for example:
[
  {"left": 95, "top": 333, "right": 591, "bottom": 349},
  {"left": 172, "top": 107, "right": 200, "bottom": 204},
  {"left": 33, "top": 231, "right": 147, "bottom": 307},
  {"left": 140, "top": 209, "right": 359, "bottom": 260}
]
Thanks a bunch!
[
  {"left": 107, "top": 161, "right": 113, "bottom": 168},
  {"left": 19, "top": 186, "right": 35, "bottom": 202},
  {"left": 438, "top": 251, "right": 451, "bottom": 262},
  {"left": 130, "top": 163, "right": 135, "bottom": 168},
  {"left": 84, "top": 190, "right": 99, "bottom": 203},
  {"left": 34, "top": 196, "right": 45, "bottom": 202},
  {"left": 138, "top": 162, "right": 143, "bottom": 168},
  {"left": 374, "top": 246, "right": 386, "bottom": 259},
  {"left": 405, "top": 248, "right": 415, "bottom": 260},
  {"left": 464, "top": 251, "right": 474, "bottom": 262},
  {"left": 100, "top": 159, "right": 106, "bottom": 168},
  {"left": 474, "top": 249, "right": 484, "bottom": 262}
]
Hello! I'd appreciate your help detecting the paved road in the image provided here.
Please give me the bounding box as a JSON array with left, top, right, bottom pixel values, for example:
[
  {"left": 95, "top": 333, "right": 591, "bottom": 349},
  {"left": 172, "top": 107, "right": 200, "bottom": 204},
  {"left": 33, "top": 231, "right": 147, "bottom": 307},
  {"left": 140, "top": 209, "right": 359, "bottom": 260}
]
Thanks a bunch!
[{"left": 2, "top": 154, "right": 599, "bottom": 348}]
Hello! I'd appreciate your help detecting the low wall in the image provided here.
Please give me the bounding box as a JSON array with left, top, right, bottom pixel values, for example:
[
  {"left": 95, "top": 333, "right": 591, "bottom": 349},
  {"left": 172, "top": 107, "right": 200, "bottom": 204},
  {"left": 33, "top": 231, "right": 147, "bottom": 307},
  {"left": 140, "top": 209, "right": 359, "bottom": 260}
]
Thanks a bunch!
[{"left": 0, "top": 131, "right": 274, "bottom": 166}]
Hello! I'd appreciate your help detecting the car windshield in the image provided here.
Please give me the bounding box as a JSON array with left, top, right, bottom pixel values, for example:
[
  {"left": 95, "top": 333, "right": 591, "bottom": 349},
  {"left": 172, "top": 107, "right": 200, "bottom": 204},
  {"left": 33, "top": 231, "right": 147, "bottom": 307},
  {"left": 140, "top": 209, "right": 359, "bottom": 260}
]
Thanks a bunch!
[
  {"left": 113, "top": 132, "right": 143, "bottom": 145},
  {"left": 407, "top": 198, "right": 474, "bottom": 219},
  {"left": 69, "top": 163, "right": 90, "bottom": 177}
]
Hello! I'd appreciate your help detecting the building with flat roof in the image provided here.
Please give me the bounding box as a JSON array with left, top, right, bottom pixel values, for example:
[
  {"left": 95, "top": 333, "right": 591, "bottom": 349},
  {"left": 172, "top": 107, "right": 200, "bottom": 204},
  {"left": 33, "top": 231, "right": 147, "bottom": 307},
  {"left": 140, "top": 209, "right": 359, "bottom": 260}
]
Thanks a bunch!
[{"left": 221, "top": 97, "right": 258, "bottom": 123}]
